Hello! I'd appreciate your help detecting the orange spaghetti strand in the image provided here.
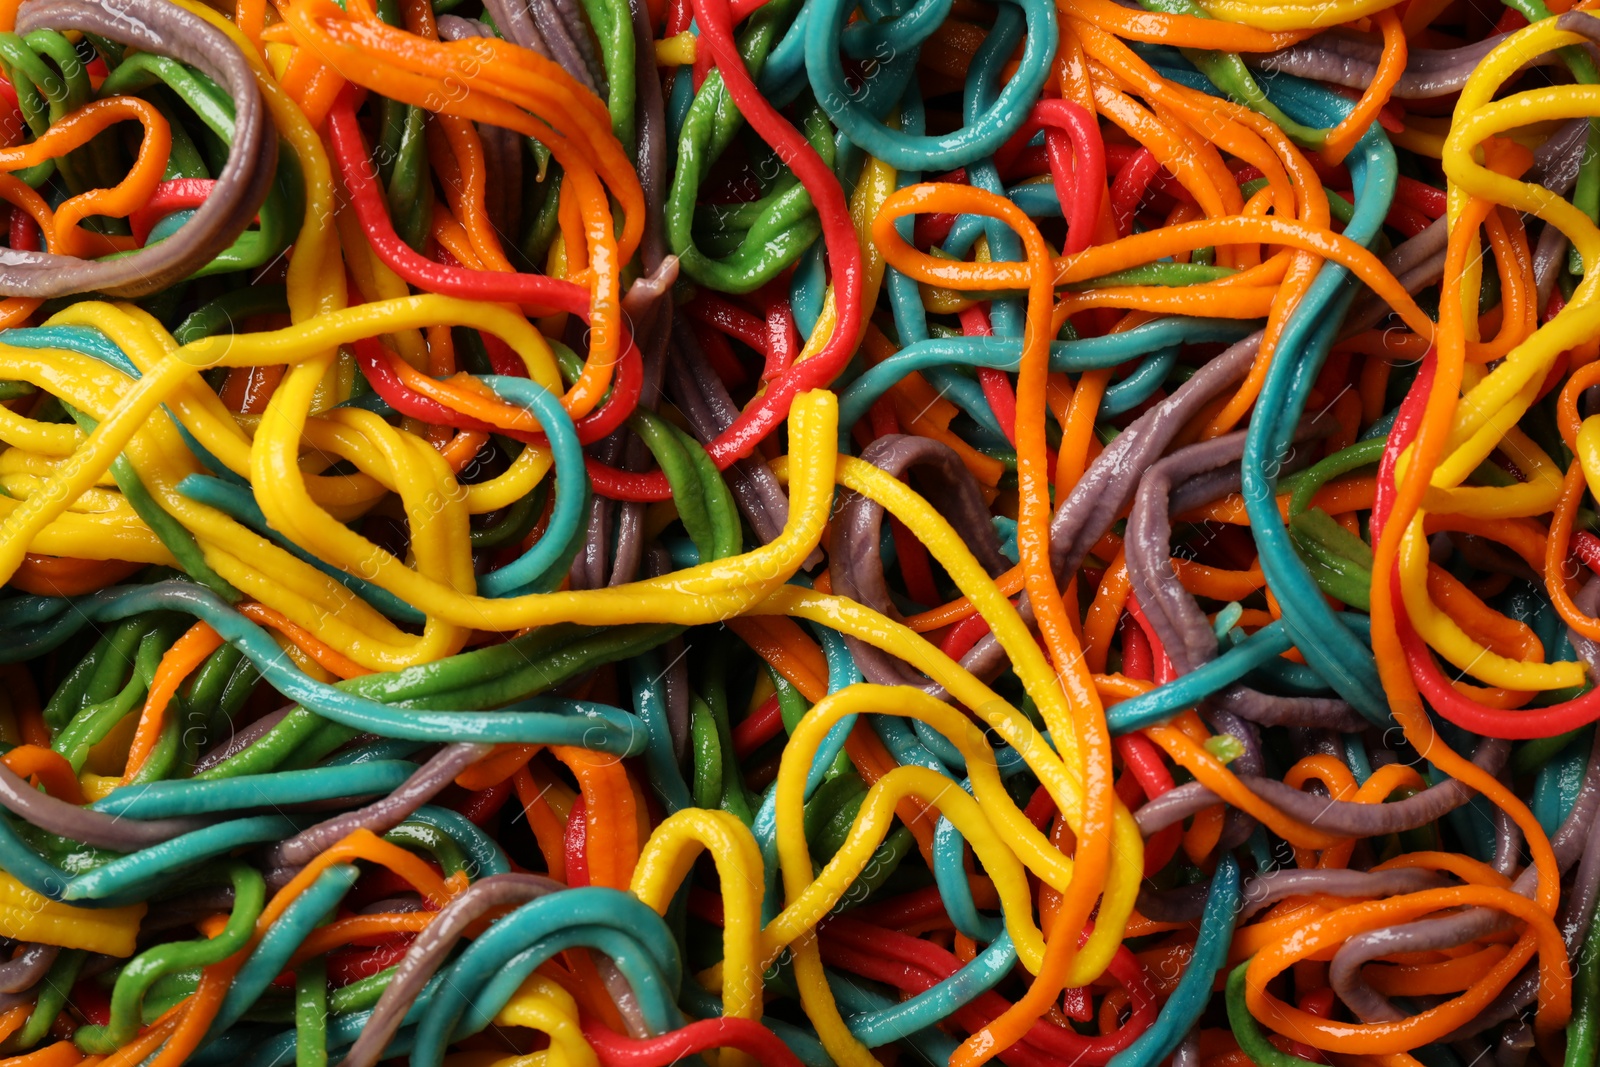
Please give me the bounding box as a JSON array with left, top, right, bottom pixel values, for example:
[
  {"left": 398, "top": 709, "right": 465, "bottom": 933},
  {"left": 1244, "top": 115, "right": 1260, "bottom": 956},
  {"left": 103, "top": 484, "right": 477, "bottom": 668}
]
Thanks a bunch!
[
  {"left": 4, "top": 1042, "right": 96, "bottom": 1067},
  {"left": 903, "top": 565, "right": 1025, "bottom": 632},
  {"left": 0, "top": 1005, "right": 30, "bottom": 1046},
  {"left": 549, "top": 745, "right": 640, "bottom": 891},
  {"left": 0, "top": 97, "right": 173, "bottom": 257},
  {"left": 289, "top": 911, "right": 435, "bottom": 963},
  {"left": 8, "top": 555, "right": 144, "bottom": 597},
  {"left": 1082, "top": 551, "right": 1131, "bottom": 674},
  {"left": 728, "top": 616, "right": 830, "bottom": 701},
  {"left": 1244, "top": 887, "right": 1569, "bottom": 1049},
  {"left": 1065, "top": 0, "right": 1315, "bottom": 50},
  {"left": 1144, "top": 725, "right": 1343, "bottom": 849},
  {"left": 1546, "top": 459, "right": 1600, "bottom": 643},
  {"left": 1320, "top": 8, "right": 1406, "bottom": 165},
  {"left": 513, "top": 764, "right": 572, "bottom": 880},
  {"left": 456, "top": 743, "right": 541, "bottom": 790},
  {"left": 2, "top": 745, "right": 85, "bottom": 804},
  {"left": 124, "top": 621, "right": 225, "bottom": 778},
  {"left": 235, "top": 602, "right": 373, "bottom": 679}
]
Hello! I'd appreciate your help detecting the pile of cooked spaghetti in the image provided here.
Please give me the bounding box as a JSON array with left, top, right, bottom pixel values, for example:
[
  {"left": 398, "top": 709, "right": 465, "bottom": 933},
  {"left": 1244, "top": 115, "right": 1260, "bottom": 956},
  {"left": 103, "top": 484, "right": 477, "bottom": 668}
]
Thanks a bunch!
[{"left": 0, "top": 0, "right": 1597, "bottom": 1063}]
